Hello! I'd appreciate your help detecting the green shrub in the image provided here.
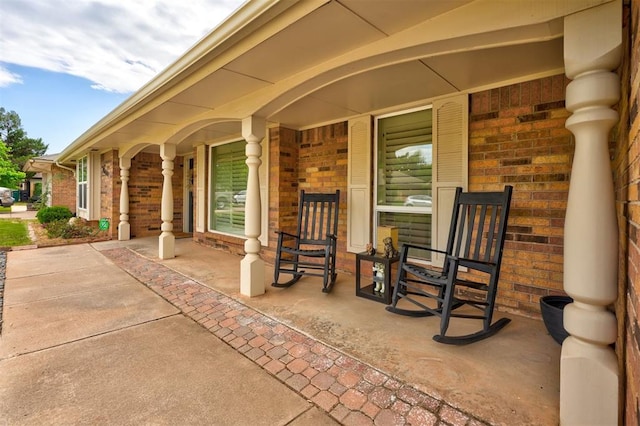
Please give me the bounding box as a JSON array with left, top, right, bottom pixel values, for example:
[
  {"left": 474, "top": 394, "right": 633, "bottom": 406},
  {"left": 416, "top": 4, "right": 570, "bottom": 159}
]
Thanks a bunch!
[{"left": 36, "top": 206, "right": 73, "bottom": 224}]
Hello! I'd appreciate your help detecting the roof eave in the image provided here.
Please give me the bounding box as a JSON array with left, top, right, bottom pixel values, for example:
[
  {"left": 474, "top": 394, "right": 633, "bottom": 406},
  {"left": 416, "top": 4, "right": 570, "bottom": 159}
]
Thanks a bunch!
[{"left": 57, "top": 0, "right": 296, "bottom": 163}]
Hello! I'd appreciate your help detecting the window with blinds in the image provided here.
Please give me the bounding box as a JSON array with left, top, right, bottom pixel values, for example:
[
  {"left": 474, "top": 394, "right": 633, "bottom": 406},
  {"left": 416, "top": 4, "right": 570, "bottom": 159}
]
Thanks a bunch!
[
  {"left": 209, "top": 140, "right": 248, "bottom": 236},
  {"left": 376, "top": 108, "right": 433, "bottom": 256}
]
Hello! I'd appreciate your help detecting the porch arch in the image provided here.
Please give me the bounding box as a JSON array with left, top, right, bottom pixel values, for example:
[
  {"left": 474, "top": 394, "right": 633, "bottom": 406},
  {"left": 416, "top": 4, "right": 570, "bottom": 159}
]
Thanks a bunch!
[{"left": 163, "top": 117, "right": 242, "bottom": 146}]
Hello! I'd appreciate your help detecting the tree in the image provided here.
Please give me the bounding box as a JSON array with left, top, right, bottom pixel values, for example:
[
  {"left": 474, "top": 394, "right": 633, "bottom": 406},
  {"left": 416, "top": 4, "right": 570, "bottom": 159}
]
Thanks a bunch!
[
  {"left": 0, "top": 141, "right": 25, "bottom": 188},
  {"left": 0, "top": 107, "right": 48, "bottom": 173}
]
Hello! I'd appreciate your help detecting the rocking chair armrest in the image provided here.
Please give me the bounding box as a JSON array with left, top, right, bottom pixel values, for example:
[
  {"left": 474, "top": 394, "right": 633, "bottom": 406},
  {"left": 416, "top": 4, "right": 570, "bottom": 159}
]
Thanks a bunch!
[
  {"left": 448, "top": 256, "right": 496, "bottom": 274},
  {"left": 401, "top": 242, "right": 449, "bottom": 256}
]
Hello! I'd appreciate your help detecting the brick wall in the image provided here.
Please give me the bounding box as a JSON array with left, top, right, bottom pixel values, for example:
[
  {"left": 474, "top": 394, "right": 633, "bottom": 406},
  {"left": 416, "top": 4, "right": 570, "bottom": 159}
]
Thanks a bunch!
[
  {"left": 49, "top": 164, "right": 76, "bottom": 214},
  {"left": 99, "top": 150, "right": 119, "bottom": 239},
  {"left": 469, "top": 75, "right": 573, "bottom": 317},
  {"left": 298, "top": 123, "right": 350, "bottom": 272},
  {"left": 618, "top": 1, "right": 639, "bottom": 424},
  {"left": 263, "top": 126, "right": 299, "bottom": 265},
  {"left": 128, "top": 152, "right": 183, "bottom": 238},
  {"left": 262, "top": 124, "right": 350, "bottom": 271},
  {"left": 199, "top": 124, "right": 351, "bottom": 272}
]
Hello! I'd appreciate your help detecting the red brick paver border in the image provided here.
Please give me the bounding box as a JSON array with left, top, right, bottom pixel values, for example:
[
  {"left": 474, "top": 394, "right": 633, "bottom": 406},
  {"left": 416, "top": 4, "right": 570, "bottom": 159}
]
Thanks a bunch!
[{"left": 102, "top": 247, "right": 490, "bottom": 426}]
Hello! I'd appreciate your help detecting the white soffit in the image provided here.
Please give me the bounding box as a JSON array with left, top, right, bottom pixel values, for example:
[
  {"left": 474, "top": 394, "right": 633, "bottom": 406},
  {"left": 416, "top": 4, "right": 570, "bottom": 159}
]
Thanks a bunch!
[
  {"left": 181, "top": 121, "right": 243, "bottom": 145},
  {"left": 270, "top": 61, "right": 455, "bottom": 127},
  {"left": 136, "top": 102, "right": 211, "bottom": 126},
  {"left": 171, "top": 68, "right": 270, "bottom": 109},
  {"left": 270, "top": 96, "right": 358, "bottom": 129},
  {"left": 304, "top": 61, "right": 457, "bottom": 113},
  {"left": 223, "top": 1, "right": 386, "bottom": 83},
  {"left": 118, "top": 120, "right": 175, "bottom": 137},
  {"left": 271, "top": 36, "right": 563, "bottom": 128},
  {"left": 423, "top": 38, "right": 565, "bottom": 91},
  {"left": 340, "top": 0, "right": 474, "bottom": 35},
  {"left": 91, "top": 131, "right": 139, "bottom": 150}
]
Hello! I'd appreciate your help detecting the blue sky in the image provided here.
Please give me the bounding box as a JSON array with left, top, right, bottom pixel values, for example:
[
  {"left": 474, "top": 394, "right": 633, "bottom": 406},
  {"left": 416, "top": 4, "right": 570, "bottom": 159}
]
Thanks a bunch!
[
  {"left": 0, "top": 0, "right": 245, "bottom": 155},
  {"left": 1, "top": 65, "right": 128, "bottom": 154}
]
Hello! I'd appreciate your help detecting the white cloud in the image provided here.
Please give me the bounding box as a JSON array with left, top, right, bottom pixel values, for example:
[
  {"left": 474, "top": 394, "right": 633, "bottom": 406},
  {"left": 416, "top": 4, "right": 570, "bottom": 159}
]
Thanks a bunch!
[
  {"left": 0, "top": 65, "right": 23, "bottom": 87},
  {"left": 0, "top": 0, "right": 245, "bottom": 93}
]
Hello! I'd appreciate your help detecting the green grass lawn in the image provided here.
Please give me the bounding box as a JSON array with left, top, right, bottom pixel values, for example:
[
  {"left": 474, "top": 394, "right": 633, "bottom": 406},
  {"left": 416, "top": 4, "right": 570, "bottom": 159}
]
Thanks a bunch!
[{"left": 0, "top": 220, "right": 32, "bottom": 247}]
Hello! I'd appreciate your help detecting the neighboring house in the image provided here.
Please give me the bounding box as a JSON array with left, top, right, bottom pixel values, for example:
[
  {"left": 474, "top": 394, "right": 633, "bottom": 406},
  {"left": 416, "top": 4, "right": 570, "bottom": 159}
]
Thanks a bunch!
[
  {"left": 23, "top": 154, "right": 77, "bottom": 215},
  {"left": 20, "top": 172, "right": 42, "bottom": 202},
  {"left": 42, "top": 1, "right": 637, "bottom": 424}
]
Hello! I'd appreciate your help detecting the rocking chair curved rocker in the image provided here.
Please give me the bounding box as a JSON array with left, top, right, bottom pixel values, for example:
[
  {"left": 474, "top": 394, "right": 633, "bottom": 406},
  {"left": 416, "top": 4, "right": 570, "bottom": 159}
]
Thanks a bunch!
[
  {"left": 272, "top": 190, "right": 340, "bottom": 293},
  {"left": 386, "top": 186, "right": 513, "bottom": 345}
]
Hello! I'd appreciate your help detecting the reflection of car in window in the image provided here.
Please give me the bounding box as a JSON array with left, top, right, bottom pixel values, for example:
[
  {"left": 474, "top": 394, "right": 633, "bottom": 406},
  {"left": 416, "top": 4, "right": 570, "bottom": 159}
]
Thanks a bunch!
[
  {"left": 404, "top": 195, "right": 432, "bottom": 207},
  {"left": 233, "top": 190, "right": 246, "bottom": 205},
  {"left": 0, "top": 187, "right": 15, "bottom": 207},
  {"left": 214, "top": 192, "right": 232, "bottom": 209}
]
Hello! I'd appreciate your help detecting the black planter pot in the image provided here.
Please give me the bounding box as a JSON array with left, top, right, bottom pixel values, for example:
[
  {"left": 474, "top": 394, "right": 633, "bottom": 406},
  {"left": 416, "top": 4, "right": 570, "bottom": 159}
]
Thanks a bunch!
[{"left": 540, "top": 295, "right": 573, "bottom": 345}]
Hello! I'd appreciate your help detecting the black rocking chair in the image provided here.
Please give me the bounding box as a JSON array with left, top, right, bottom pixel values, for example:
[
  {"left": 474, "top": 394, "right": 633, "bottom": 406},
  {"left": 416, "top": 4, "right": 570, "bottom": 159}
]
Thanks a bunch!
[
  {"left": 272, "top": 190, "right": 340, "bottom": 293},
  {"left": 386, "top": 186, "right": 513, "bottom": 345}
]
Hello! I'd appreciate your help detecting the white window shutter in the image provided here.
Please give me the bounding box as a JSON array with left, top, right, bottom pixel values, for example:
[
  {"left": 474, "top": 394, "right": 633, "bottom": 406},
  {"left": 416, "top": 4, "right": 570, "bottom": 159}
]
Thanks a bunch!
[
  {"left": 347, "top": 115, "right": 372, "bottom": 253},
  {"left": 432, "top": 93, "right": 469, "bottom": 267}
]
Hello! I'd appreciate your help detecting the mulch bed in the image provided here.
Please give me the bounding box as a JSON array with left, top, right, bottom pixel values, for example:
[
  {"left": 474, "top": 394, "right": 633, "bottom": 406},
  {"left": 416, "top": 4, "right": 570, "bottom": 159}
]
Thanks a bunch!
[{"left": 28, "top": 221, "right": 111, "bottom": 248}]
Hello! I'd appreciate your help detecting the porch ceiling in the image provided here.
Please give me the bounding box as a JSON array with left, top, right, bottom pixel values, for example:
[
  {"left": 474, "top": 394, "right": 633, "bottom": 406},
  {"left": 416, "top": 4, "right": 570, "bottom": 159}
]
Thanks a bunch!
[{"left": 59, "top": 0, "right": 609, "bottom": 160}]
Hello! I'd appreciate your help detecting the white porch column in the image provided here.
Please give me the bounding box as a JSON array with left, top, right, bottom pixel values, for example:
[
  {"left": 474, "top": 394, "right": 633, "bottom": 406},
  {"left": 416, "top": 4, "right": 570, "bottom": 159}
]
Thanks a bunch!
[
  {"left": 562, "top": 2, "right": 621, "bottom": 425},
  {"left": 240, "top": 116, "right": 266, "bottom": 297},
  {"left": 118, "top": 156, "right": 131, "bottom": 241},
  {"left": 159, "top": 143, "right": 176, "bottom": 260}
]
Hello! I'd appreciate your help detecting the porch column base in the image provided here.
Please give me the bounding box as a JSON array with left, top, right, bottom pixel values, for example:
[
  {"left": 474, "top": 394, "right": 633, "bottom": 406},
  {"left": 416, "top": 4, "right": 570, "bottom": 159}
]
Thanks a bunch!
[
  {"left": 118, "top": 222, "right": 130, "bottom": 241},
  {"left": 159, "top": 232, "right": 175, "bottom": 260},
  {"left": 560, "top": 337, "right": 618, "bottom": 425},
  {"left": 240, "top": 254, "right": 265, "bottom": 297}
]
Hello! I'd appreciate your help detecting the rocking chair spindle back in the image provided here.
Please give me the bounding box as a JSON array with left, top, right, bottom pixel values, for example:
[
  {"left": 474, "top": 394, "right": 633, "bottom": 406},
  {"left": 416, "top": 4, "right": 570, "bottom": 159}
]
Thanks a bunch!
[
  {"left": 272, "top": 190, "right": 340, "bottom": 293},
  {"left": 386, "top": 186, "right": 513, "bottom": 344}
]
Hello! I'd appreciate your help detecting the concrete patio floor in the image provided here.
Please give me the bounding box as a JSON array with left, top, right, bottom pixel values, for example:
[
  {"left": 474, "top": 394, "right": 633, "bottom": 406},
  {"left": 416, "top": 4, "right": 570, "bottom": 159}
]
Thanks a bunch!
[
  {"left": 0, "top": 237, "right": 560, "bottom": 425},
  {"left": 93, "top": 236, "right": 560, "bottom": 425}
]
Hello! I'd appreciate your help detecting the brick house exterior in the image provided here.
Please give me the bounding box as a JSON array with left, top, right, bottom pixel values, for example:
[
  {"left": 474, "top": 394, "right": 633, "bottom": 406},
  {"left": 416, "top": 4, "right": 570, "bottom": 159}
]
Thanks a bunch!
[
  {"left": 23, "top": 156, "right": 76, "bottom": 214},
  {"left": 48, "top": 164, "right": 76, "bottom": 213},
  {"left": 193, "top": 75, "right": 574, "bottom": 320},
  {"left": 43, "top": 1, "right": 637, "bottom": 423}
]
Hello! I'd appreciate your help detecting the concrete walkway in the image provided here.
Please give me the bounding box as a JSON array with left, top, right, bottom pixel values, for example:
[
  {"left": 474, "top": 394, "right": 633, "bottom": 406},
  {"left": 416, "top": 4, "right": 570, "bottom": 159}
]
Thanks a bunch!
[
  {"left": 0, "top": 244, "right": 336, "bottom": 425},
  {"left": 0, "top": 207, "right": 37, "bottom": 220}
]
